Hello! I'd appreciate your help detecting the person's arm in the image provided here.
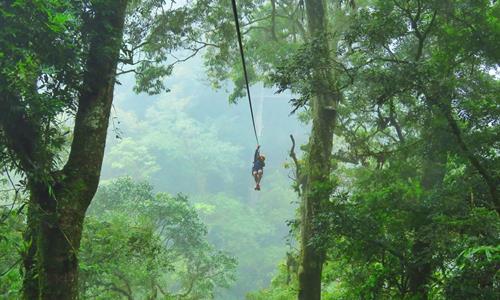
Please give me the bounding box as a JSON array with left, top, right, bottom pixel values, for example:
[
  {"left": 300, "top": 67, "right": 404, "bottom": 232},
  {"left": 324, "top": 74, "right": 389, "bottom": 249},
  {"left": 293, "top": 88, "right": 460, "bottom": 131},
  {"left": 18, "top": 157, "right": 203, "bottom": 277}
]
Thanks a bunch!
[{"left": 254, "top": 145, "right": 260, "bottom": 162}]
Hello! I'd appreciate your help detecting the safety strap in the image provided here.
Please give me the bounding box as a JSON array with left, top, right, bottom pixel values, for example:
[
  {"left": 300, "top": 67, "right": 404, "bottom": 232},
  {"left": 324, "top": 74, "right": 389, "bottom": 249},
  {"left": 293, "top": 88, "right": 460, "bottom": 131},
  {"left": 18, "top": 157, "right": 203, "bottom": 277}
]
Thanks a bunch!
[{"left": 230, "top": 0, "right": 260, "bottom": 145}]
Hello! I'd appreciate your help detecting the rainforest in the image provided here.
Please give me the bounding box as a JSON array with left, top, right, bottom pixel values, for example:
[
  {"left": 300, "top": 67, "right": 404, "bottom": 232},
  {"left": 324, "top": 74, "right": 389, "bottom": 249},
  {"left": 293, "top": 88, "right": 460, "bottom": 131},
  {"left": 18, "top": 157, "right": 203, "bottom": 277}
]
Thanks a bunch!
[{"left": 0, "top": 0, "right": 499, "bottom": 299}]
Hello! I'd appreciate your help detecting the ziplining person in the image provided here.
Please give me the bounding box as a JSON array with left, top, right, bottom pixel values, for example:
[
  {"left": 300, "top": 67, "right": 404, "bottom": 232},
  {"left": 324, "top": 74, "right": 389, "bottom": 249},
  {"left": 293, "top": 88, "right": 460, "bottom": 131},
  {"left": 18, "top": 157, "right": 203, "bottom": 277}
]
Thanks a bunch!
[
  {"left": 230, "top": 0, "right": 267, "bottom": 191},
  {"left": 252, "top": 145, "right": 266, "bottom": 191}
]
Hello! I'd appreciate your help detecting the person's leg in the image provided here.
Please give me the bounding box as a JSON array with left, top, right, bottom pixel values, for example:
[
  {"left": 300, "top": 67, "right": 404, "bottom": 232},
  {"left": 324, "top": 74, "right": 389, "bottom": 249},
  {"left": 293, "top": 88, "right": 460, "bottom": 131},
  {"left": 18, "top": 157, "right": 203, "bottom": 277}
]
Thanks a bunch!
[
  {"left": 256, "top": 170, "right": 263, "bottom": 185},
  {"left": 252, "top": 171, "right": 259, "bottom": 188}
]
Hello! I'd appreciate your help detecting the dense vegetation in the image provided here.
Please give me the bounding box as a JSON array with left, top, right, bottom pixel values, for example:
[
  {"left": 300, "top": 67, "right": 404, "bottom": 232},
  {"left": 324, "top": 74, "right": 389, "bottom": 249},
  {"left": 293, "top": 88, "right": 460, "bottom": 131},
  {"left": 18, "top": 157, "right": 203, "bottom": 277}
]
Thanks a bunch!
[{"left": 1, "top": 0, "right": 498, "bottom": 299}]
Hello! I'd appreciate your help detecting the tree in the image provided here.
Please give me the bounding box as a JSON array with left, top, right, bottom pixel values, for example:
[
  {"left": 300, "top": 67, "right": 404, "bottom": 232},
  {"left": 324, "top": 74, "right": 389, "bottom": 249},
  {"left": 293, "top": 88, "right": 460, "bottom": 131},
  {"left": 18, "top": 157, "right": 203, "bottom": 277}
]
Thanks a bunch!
[
  {"left": 1, "top": 0, "right": 214, "bottom": 297},
  {"left": 1, "top": 1, "right": 128, "bottom": 298},
  {"left": 80, "top": 177, "right": 236, "bottom": 299},
  {"left": 293, "top": 0, "right": 338, "bottom": 299}
]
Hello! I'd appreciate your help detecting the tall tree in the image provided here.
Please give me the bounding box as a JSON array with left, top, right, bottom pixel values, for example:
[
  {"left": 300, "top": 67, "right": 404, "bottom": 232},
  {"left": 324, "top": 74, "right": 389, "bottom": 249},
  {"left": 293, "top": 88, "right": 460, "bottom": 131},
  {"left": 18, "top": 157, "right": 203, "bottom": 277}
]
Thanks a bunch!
[
  {"left": 1, "top": 0, "right": 210, "bottom": 297},
  {"left": 1, "top": 0, "right": 128, "bottom": 298},
  {"left": 319, "top": 0, "right": 499, "bottom": 298},
  {"left": 296, "top": 0, "right": 338, "bottom": 299},
  {"left": 407, "top": 110, "right": 450, "bottom": 298}
]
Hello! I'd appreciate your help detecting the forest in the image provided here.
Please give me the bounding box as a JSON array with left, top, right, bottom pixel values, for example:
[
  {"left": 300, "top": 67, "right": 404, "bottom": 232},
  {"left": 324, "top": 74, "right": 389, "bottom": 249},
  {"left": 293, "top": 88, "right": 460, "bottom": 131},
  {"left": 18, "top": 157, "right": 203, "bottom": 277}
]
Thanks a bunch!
[{"left": 0, "top": 0, "right": 499, "bottom": 299}]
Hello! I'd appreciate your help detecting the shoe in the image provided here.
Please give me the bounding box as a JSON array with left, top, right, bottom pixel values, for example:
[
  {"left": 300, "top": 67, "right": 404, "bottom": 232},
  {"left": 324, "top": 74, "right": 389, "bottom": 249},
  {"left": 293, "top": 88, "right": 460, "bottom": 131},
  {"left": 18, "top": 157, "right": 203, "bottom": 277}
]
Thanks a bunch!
[{"left": 256, "top": 184, "right": 261, "bottom": 191}]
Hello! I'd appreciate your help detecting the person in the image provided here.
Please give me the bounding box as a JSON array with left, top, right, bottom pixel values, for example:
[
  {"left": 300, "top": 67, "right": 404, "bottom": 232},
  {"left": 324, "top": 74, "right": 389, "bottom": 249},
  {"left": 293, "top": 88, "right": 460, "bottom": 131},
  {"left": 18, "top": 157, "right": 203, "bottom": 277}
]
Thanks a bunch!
[{"left": 252, "top": 145, "right": 265, "bottom": 191}]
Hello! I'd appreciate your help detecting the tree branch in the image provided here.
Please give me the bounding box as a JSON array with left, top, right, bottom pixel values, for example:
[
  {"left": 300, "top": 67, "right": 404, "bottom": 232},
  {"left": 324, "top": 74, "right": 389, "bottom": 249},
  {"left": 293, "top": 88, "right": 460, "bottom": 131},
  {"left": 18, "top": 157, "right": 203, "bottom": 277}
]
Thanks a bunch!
[
  {"left": 271, "top": 0, "right": 278, "bottom": 41},
  {"left": 438, "top": 102, "right": 499, "bottom": 213},
  {"left": 62, "top": 0, "right": 129, "bottom": 208},
  {"left": 289, "top": 134, "right": 304, "bottom": 196},
  {"left": 389, "top": 99, "right": 405, "bottom": 143}
]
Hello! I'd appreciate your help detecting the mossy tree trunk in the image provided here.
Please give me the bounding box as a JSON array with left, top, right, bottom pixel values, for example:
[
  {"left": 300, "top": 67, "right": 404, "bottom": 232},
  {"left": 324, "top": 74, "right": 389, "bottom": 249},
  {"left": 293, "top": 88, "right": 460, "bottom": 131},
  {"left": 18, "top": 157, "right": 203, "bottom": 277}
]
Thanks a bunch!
[
  {"left": 297, "top": 0, "right": 338, "bottom": 299},
  {"left": 17, "top": 1, "right": 129, "bottom": 299},
  {"left": 407, "top": 105, "right": 450, "bottom": 299},
  {"left": 21, "top": 204, "right": 39, "bottom": 300}
]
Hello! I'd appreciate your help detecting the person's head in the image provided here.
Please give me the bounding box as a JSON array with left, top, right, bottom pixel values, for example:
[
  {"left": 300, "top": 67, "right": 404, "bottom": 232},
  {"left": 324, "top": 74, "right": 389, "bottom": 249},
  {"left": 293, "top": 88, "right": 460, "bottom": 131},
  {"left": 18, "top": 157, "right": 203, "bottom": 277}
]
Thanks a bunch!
[{"left": 259, "top": 154, "right": 266, "bottom": 161}]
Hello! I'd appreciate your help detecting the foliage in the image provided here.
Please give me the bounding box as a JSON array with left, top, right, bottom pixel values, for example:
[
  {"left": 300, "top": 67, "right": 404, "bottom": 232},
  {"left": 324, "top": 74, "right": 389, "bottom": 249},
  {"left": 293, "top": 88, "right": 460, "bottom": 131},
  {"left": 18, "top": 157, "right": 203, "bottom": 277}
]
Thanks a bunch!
[
  {"left": 0, "top": 177, "right": 237, "bottom": 299},
  {"left": 245, "top": 263, "right": 297, "bottom": 300},
  {"left": 1, "top": 0, "right": 247, "bottom": 296},
  {"left": 0, "top": 0, "right": 82, "bottom": 176},
  {"left": 1, "top": 0, "right": 499, "bottom": 299},
  {"left": 0, "top": 200, "right": 23, "bottom": 299},
  {"left": 246, "top": 0, "right": 499, "bottom": 299},
  {"left": 189, "top": 174, "right": 298, "bottom": 299},
  {"left": 103, "top": 96, "right": 242, "bottom": 190},
  {"left": 81, "top": 177, "right": 237, "bottom": 299},
  {"left": 444, "top": 245, "right": 500, "bottom": 299}
]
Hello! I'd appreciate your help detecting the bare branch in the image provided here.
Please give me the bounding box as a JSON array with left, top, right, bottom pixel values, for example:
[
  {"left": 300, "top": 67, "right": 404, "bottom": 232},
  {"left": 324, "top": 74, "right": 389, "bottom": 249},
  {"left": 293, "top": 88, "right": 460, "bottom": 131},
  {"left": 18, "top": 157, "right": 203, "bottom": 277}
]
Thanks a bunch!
[{"left": 289, "top": 134, "right": 304, "bottom": 196}]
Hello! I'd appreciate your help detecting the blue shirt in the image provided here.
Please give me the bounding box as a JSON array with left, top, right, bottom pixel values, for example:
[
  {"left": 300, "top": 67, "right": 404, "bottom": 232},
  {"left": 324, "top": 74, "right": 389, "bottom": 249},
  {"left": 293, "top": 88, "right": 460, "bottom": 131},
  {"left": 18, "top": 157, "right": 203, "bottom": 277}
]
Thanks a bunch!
[{"left": 252, "top": 148, "right": 265, "bottom": 171}]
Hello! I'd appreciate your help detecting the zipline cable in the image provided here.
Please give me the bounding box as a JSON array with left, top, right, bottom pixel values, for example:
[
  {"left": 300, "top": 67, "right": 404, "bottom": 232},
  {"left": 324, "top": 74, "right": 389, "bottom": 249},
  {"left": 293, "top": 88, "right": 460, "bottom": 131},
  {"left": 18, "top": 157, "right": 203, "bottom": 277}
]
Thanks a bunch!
[{"left": 230, "top": 0, "right": 260, "bottom": 145}]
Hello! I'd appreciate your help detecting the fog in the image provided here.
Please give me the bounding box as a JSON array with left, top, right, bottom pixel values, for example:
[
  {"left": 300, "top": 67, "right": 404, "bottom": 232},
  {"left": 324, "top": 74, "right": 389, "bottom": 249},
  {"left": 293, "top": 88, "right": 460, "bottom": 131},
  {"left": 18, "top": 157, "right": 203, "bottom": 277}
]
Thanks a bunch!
[{"left": 100, "top": 55, "right": 309, "bottom": 299}]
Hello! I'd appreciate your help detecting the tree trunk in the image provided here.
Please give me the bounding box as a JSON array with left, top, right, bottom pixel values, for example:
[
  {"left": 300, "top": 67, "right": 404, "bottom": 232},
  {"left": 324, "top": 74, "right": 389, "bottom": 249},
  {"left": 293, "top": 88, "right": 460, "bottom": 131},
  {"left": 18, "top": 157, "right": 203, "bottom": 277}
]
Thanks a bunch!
[
  {"left": 407, "top": 109, "right": 449, "bottom": 299},
  {"left": 21, "top": 1, "right": 129, "bottom": 298},
  {"left": 407, "top": 239, "right": 433, "bottom": 299},
  {"left": 298, "top": 0, "right": 337, "bottom": 299},
  {"left": 33, "top": 182, "right": 85, "bottom": 299},
  {"left": 21, "top": 203, "right": 39, "bottom": 300}
]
